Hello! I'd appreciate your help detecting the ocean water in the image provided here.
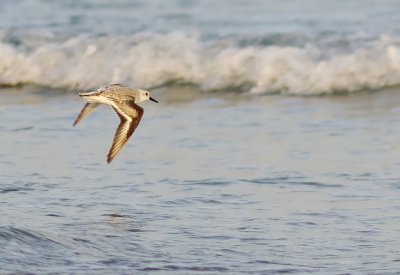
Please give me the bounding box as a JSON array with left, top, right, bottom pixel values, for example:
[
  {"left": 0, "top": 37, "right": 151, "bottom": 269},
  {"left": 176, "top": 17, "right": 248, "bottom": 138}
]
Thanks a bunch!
[
  {"left": 1, "top": 0, "right": 400, "bottom": 274},
  {"left": 2, "top": 0, "right": 400, "bottom": 94}
]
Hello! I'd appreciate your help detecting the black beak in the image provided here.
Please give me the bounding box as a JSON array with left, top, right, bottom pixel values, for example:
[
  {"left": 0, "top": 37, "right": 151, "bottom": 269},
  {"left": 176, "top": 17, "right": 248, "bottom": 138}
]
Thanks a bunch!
[{"left": 150, "top": 97, "right": 158, "bottom": 103}]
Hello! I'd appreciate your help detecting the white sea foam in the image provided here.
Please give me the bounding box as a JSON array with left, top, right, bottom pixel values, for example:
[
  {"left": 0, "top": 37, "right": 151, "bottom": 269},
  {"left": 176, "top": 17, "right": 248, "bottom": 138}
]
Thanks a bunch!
[{"left": 1, "top": 32, "right": 400, "bottom": 95}]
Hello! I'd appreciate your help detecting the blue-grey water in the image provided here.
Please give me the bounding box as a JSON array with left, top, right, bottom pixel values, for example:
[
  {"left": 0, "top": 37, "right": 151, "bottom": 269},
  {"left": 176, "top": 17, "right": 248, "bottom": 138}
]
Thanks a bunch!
[{"left": 1, "top": 1, "right": 400, "bottom": 274}]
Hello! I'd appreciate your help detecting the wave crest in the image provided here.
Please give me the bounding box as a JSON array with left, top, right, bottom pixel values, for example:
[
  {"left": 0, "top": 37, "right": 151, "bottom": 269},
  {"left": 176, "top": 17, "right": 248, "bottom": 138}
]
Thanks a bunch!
[{"left": 1, "top": 31, "right": 400, "bottom": 95}]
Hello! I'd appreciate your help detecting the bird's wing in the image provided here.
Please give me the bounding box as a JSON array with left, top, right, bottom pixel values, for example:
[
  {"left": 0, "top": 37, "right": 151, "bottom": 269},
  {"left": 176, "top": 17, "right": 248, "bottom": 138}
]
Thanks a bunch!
[
  {"left": 73, "top": 103, "right": 100, "bottom": 126},
  {"left": 107, "top": 100, "right": 144, "bottom": 163}
]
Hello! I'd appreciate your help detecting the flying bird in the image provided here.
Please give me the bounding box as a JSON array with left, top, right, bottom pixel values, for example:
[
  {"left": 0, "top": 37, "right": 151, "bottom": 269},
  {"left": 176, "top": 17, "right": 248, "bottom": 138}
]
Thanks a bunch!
[{"left": 73, "top": 84, "right": 158, "bottom": 163}]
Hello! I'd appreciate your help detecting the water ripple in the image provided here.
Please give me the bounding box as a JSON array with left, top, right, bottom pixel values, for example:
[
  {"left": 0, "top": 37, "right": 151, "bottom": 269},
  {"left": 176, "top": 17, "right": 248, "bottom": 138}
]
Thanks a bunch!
[
  {"left": 241, "top": 177, "right": 343, "bottom": 188},
  {"left": 0, "top": 226, "right": 67, "bottom": 253},
  {"left": 140, "top": 265, "right": 230, "bottom": 272},
  {"left": 184, "top": 178, "right": 233, "bottom": 186}
]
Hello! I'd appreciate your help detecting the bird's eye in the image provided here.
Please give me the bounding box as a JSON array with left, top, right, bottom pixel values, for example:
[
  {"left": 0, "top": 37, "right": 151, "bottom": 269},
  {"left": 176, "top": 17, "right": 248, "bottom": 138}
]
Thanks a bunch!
[{"left": 146, "top": 92, "right": 149, "bottom": 96}]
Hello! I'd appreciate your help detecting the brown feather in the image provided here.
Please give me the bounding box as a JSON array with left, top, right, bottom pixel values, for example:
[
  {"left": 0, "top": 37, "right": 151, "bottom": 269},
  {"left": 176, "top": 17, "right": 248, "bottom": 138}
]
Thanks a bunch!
[{"left": 107, "top": 100, "right": 144, "bottom": 163}]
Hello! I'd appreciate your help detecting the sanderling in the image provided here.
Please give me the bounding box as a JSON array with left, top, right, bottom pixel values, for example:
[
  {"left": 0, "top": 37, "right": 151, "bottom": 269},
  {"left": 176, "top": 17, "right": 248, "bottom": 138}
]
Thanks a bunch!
[{"left": 73, "top": 84, "right": 158, "bottom": 163}]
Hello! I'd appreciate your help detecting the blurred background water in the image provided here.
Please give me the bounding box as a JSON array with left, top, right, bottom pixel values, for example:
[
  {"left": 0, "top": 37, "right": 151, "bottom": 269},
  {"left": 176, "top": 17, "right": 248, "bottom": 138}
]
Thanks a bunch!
[
  {"left": 2, "top": 0, "right": 400, "bottom": 94},
  {"left": 1, "top": 0, "right": 400, "bottom": 274}
]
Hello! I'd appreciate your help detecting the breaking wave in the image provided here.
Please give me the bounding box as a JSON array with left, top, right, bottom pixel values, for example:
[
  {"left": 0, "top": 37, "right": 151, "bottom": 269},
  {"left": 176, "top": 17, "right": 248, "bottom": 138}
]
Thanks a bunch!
[{"left": 1, "top": 31, "right": 400, "bottom": 95}]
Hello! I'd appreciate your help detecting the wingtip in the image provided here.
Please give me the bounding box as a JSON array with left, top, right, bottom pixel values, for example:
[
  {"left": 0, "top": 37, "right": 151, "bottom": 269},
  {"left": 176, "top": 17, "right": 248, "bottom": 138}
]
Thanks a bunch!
[
  {"left": 107, "top": 155, "right": 113, "bottom": 164},
  {"left": 72, "top": 115, "right": 81, "bottom": 127}
]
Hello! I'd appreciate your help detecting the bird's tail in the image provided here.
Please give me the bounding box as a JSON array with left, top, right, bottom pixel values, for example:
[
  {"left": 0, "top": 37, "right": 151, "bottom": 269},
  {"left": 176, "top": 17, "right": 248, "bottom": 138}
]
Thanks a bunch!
[
  {"left": 79, "top": 91, "right": 99, "bottom": 97},
  {"left": 78, "top": 91, "right": 103, "bottom": 104}
]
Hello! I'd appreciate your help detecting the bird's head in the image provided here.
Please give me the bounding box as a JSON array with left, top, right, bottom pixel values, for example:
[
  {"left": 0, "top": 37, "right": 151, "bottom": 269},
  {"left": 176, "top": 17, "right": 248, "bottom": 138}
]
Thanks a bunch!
[{"left": 137, "top": 89, "right": 158, "bottom": 104}]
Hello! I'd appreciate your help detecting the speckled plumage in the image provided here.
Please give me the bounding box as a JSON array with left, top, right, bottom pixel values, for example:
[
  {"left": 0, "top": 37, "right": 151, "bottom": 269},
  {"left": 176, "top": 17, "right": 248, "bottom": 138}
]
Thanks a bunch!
[{"left": 73, "top": 84, "right": 158, "bottom": 163}]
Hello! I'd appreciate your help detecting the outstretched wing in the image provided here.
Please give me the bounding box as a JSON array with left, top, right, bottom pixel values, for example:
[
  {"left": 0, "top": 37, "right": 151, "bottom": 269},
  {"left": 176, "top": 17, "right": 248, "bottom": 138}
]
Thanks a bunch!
[
  {"left": 107, "top": 100, "right": 144, "bottom": 163},
  {"left": 73, "top": 103, "right": 100, "bottom": 126}
]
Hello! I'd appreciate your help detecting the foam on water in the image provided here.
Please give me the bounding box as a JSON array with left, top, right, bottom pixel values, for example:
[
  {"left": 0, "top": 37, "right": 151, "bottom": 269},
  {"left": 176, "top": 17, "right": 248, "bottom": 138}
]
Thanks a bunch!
[{"left": 2, "top": 31, "right": 400, "bottom": 95}]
